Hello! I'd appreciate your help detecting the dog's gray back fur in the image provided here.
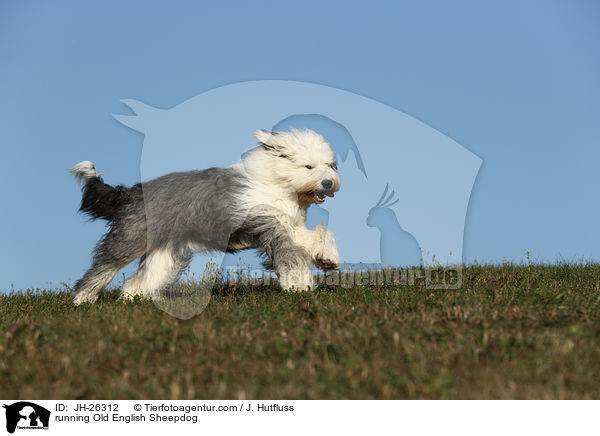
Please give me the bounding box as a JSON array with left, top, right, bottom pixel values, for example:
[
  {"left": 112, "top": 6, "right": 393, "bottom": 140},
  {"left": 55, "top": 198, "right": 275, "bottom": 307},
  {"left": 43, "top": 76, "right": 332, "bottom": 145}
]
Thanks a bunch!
[{"left": 142, "top": 168, "right": 247, "bottom": 252}]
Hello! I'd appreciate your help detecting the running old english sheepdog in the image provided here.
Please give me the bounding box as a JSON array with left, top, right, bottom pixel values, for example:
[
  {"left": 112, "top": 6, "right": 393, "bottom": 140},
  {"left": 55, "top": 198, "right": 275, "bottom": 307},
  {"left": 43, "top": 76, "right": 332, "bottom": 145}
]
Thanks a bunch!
[{"left": 70, "top": 128, "right": 341, "bottom": 304}]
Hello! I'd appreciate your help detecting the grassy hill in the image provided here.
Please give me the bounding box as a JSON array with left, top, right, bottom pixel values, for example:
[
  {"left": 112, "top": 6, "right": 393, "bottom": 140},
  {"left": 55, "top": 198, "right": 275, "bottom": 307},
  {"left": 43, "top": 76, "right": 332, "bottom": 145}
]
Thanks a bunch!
[{"left": 1, "top": 264, "right": 599, "bottom": 399}]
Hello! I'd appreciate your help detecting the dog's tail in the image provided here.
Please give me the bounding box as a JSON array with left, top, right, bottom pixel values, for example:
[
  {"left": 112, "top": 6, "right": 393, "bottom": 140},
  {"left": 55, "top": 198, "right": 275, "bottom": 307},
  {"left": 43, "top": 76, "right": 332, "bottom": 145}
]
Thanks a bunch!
[{"left": 70, "top": 161, "right": 129, "bottom": 222}]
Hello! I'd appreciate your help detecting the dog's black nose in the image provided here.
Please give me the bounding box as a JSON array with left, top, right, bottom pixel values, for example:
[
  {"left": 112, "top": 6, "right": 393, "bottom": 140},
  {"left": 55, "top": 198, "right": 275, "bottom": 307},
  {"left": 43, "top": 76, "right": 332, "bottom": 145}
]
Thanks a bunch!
[{"left": 321, "top": 179, "right": 333, "bottom": 190}]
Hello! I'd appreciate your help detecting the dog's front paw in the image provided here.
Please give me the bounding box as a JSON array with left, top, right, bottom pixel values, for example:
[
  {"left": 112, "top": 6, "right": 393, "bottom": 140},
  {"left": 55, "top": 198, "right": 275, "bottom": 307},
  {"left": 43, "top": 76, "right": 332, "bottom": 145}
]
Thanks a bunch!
[
  {"left": 314, "top": 224, "right": 341, "bottom": 271},
  {"left": 314, "top": 257, "right": 341, "bottom": 271},
  {"left": 279, "top": 270, "right": 314, "bottom": 292}
]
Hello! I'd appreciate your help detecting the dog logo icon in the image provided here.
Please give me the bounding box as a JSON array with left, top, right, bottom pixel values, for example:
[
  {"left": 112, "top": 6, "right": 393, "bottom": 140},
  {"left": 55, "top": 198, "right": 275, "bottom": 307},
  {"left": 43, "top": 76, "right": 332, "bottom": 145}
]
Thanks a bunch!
[{"left": 3, "top": 402, "right": 50, "bottom": 433}]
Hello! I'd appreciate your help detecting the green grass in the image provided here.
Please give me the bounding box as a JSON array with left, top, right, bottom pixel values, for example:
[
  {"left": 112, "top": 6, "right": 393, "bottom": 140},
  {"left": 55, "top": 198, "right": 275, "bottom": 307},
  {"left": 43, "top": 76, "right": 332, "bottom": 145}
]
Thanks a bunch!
[{"left": 1, "top": 264, "right": 600, "bottom": 399}]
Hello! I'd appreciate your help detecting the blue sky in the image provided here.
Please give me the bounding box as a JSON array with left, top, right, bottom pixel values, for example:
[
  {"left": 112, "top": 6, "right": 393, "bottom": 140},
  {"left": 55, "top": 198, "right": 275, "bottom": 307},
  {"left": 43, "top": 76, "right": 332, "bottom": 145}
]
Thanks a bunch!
[{"left": 1, "top": 0, "right": 599, "bottom": 290}]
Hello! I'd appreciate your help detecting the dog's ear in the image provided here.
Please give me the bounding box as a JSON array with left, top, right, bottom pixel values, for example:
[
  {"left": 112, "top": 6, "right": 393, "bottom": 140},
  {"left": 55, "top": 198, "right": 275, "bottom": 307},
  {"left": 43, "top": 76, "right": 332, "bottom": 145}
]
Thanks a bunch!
[{"left": 254, "top": 130, "right": 281, "bottom": 151}]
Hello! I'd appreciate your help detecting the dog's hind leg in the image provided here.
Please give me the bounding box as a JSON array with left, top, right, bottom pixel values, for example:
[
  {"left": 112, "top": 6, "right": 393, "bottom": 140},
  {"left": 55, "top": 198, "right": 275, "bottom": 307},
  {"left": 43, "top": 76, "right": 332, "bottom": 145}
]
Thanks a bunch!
[
  {"left": 73, "top": 227, "right": 146, "bottom": 305},
  {"left": 73, "top": 263, "right": 121, "bottom": 305},
  {"left": 122, "top": 247, "right": 190, "bottom": 300}
]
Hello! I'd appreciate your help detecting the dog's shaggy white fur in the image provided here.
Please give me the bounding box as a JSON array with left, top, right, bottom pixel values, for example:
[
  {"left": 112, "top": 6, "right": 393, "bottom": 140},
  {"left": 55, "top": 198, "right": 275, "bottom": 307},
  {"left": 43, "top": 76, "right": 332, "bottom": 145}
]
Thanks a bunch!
[{"left": 70, "top": 128, "right": 341, "bottom": 304}]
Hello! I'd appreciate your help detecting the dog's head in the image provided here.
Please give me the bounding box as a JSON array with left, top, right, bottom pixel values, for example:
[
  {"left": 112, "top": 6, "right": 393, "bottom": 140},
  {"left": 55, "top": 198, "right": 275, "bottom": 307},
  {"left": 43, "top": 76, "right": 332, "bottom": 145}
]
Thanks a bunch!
[{"left": 253, "top": 128, "right": 341, "bottom": 205}]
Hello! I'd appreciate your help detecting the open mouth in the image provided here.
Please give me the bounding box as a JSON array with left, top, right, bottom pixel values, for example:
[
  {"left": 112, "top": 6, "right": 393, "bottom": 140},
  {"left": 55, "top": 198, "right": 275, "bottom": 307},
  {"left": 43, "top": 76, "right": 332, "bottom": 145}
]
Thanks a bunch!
[{"left": 304, "top": 190, "right": 335, "bottom": 204}]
